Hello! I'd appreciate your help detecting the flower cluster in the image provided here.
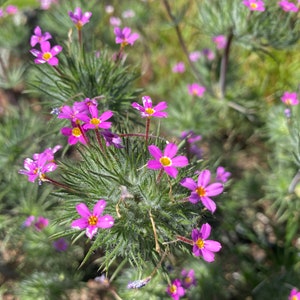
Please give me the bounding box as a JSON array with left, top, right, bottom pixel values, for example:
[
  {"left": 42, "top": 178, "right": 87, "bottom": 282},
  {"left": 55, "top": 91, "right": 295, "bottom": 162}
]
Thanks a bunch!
[
  {"left": 19, "top": 145, "right": 61, "bottom": 184},
  {"left": 30, "top": 26, "right": 62, "bottom": 66},
  {"left": 166, "top": 269, "right": 196, "bottom": 300}
]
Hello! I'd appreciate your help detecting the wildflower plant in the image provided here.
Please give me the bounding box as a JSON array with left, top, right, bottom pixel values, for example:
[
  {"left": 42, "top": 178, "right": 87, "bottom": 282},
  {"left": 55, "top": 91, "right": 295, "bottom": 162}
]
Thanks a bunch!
[{"left": 18, "top": 4, "right": 227, "bottom": 297}]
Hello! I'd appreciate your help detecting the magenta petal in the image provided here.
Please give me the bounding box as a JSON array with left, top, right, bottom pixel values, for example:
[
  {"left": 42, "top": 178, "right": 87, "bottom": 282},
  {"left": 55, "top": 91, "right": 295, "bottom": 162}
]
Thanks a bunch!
[
  {"left": 86, "top": 226, "right": 98, "bottom": 239},
  {"left": 201, "top": 249, "right": 215, "bottom": 262},
  {"left": 51, "top": 45, "right": 62, "bottom": 55},
  {"left": 93, "top": 199, "right": 106, "bottom": 216},
  {"left": 180, "top": 177, "right": 197, "bottom": 191},
  {"left": 131, "top": 102, "right": 144, "bottom": 112},
  {"left": 97, "top": 215, "right": 114, "bottom": 228},
  {"left": 99, "top": 121, "right": 112, "bottom": 129},
  {"left": 100, "top": 110, "right": 113, "bottom": 122},
  {"left": 200, "top": 223, "right": 211, "bottom": 239},
  {"left": 191, "top": 228, "right": 200, "bottom": 241},
  {"left": 147, "top": 160, "right": 162, "bottom": 169},
  {"left": 197, "top": 170, "right": 211, "bottom": 187},
  {"left": 205, "top": 240, "right": 222, "bottom": 252},
  {"left": 201, "top": 196, "right": 216, "bottom": 213},
  {"left": 76, "top": 203, "right": 91, "bottom": 218},
  {"left": 171, "top": 155, "right": 188, "bottom": 167},
  {"left": 206, "top": 183, "right": 224, "bottom": 196},
  {"left": 192, "top": 245, "right": 201, "bottom": 256},
  {"left": 30, "top": 36, "right": 39, "bottom": 47},
  {"left": 153, "top": 101, "right": 167, "bottom": 112},
  {"left": 164, "top": 166, "right": 178, "bottom": 178},
  {"left": 48, "top": 57, "right": 59, "bottom": 66},
  {"left": 122, "top": 27, "right": 131, "bottom": 37},
  {"left": 142, "top": 96, "right": 152, "bottom": 108},
  {"left": 189, "top": 192, "right": 200, "bottom": 204},
  {"left": 152, "top": 111, "right": 168, "bottom": 118},
  {"left": 41, "top": 41, "right": 51, "bottom": 52},
  {"left": 30, "top": 49, "right": 41, "bottom": 57},
  {"left": 43, "top": 162, "right": 57, "bottom": 172},
  {"left": 148, "top": 145, "right": 162, "bottom": 160},
  {"left": 114, "top": 27, "right": 122, "bottom": 36},
  {"left": 61, "top": 127, "right": 72, "bottom": 136},
  {"left": 164, "top": 143, "right": 178, "bottom": 158},
  {"left": 34, "top": 26, "right": 41, "bottom": 35},
  {"left": 71, "top": 218, "right": 88, "bottom": 230}
]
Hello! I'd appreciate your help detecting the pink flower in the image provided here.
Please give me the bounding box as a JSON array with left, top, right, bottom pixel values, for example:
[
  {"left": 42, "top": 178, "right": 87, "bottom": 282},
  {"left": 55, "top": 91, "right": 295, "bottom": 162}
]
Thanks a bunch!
[
  {"left": 30, "top": 26, "right": 52, "bottom": 47},
  {"left": 172, "top": 62, "right": 185, "bottom": 73},
  {"left": 23, "top": 215, "right": 35, "bottom": 227},
  {"left": 289, "top": 288, "right": 300, "bottom": 300},
  {"left": 180, "top": 170, "right": 223, "bottom": 213},
  {"left": 58, "top": 104, "right": 88, "bottom": 123},
  {"left": 180, "top": 269, "right": 196, "bottom": 289},
  {"left": 33, "top": 145, "right": 62, "bottom": 162},
  {"left": 68, "top": 7, "right": 92, "bottom": 30},
  {"left": 281, "top": 91, "right": 299, "bottom": 106},
  {"left": 147, "top": 143, "right": 188, "bottom": 178},
  {"left": 122, "top": 9, "right": 135, "bottom": 18},
  {"left": 202, "top": 48, "right": 215, "bottom": 61},
  {"left": 53, "top": 238, "right": 68, "bottom": 252},
  {"left": 30, "top": 41, "right": 62, "bottom": 66},
  {"left": 110, "top": 16, "right": 122, "bottom": 27},
  {"left": 71, "top": 199, "right": 114, "bottom": 239},
  {"left": 61, "top": 122, "right": 88, "bottom": 145},
  {"left": 166, "top": 279, "right": 185, "bottom": 300},
  {"left": 132, "top": 96, "right": 168, "bottom": 118},
  {"left": 34, "top": 216, "right": 49, "bottom": 231},
  {"left": 6, "top": 5, "right": 18, "bottom": 15},
  {"left": 216, "top": 166, "right": 231, "bottom": 183},
  {"left": 114, "top": 27, "right": 139, "bottom": 47},
  {"left": 212, "top": 35, "right": 227, "bottom": 49},
  {"left": 39, "top": 0, "right": 57, "bottom": 10},
  {"left": 189, "top": 51, "right": 201, "bottom": 62},
  {"left": 19, "top": 150, "right": 58, "bottom": 183},
  {"left": 279, "top": 0, "right": 299, "bottom": 12},
  {"left": 243, "top": 0, "right": 266, "bottom": 11},
  {"left": 192, "top": 223, "right": 222, "bottom": 262},
  {"left": 187, "top": 83, "right": 206, "bottom": 97},
  {"left": 79, "top": 107, "right": 113, "bottom": 131}
]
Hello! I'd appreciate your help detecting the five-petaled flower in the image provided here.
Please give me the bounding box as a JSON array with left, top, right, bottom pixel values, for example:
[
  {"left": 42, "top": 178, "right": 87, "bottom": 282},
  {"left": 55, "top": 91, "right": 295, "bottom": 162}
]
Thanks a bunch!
[
  {"left": 192, "top": 223, "right": 222, "bottom": 262},
  {"left": 289, "top": 288, "right": 300, "bottom": 300},
  {"left": 216, "top": 166, "right": 231, "bottom": 183},
  {"left": 243, "top": 0, "right": 265, "bottom": 11},
  {"left": 19, "top": 149, "right": 59, "bottom": 184},
  {"left": 180, "top": 269, "right": 196, "bottom": 289},
  {"left": 279, "top": 0, "right": 299, "bottom": 12},
  {"left": 114, "top": 27, "right": 139, "bottom": 47},
  {"left": 30, "top": 26, "right": 52, "bottom": 47},
  {"left": 68, "top": 7, "right": 92, "bottom": 30},
  {"left": 281, "top": 91, "right": 299, "bottom": 106},
  {"left": 147, "top": 143, "right": 188, "bottom": 178},
  {"left": 166, "top": 279, "right": 185, "bottom": 300},
  {"left": 71, "top": 199, "right": 114, "bottom": 239},
  {"left": 187, "top": 83, "right": 206, "bottom": 98},
  {"left": 61, "top": 122, "right": 88, "bottom": 145},
  {"left": 132, "top": 96, "right": 168, "bottom": 118},
  {"left": 30, "top": 41, "right": 62, "bottom": 66},
  {"left": 180, "top": 169, "right": 223, "bottom": 213},
  {"left": 34, "top": 216, "right": 49, "bottom": 231}
]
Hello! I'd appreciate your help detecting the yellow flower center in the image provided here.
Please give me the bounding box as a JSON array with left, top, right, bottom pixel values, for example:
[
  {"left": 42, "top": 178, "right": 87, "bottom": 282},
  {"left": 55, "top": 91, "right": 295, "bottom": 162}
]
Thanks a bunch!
[
  {"left": 121, "top": 40, "right": 129, "bottom": 47},
  {"left": 286, "top": 99, "right": 292, "bottom": 105},
  {"left": 192, "top": 88, "right": 199, "bottom": 95},
  {"left": 292, "top": 296, "right": 298, "bottom": 300},
  {"left": 250, "top": 2, "right": 258, "bottom": 9},
  {"left": 90, "top": 118, "right": 101, "bottom": 126},
  {"left": 42, "top": 52, "right": 52, "bottom": 61},
  {"left": 72, "top": 127, "right": 81, "bottom": 137},
  {"left": 185, "top": 277, "right": 192, "bottom": 284},
  {"left": 169, "top": 284, "right": 177, "bottom": 294},
  {"left": 196, "top": 186, "right": 206, "bottom": 197},
  {"left": 145, "top": 107, "right": 155, "bottom": 115},
  {"left": 33, "top": 168, "right": 39, "bottom": 174},
  {"left": 195, "top": 238, "right": 205, "bottom": 249},
  {"left": 160, "top": 156, "right": 172, "bottom": 167},
  {"left": 88, "top": 215, "right": 98, "bottom": 226},
  {"left": 76, "top": 21, "right": 83, "bottom": 30}
]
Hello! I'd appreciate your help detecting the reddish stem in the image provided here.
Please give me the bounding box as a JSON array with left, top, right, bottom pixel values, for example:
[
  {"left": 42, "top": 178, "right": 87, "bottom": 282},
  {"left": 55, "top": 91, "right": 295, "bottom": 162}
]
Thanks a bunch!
[
  {"left": 145, "top": 117, "right": 151, "bottom": 145},
  {"left": 175, "top": 235, "right": 194, "bottom": 245},
  {"left": 95, "top": 128, "right": 105, "bottom": 153}
]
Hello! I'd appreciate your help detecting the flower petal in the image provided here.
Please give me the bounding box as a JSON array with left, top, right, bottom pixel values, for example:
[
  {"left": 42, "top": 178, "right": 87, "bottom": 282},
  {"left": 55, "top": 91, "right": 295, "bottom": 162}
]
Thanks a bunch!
[
  {"left": 201, "top": 196, "right": 216, "bottom": 213},
  {"left": 171, "top": 155, "right": 188, "bottom": 167},
  {"left": 100, "top": 110, "right": 113, "bottom": 122},
  {"left": 205, "top": 240, "right": 222, "bottom": 252},
  {"left": 164, "top": 166, "right": 178, "bottom": 178},
  {"left": 201, "top": 249, "right": 215, "bottom": 262},
  {"left": 200, "top": 223, "right": 211, "bottom": 239},
  {"left": 93, "top": 199, "right": 106, "bottom": 216},
  {"left": 153, "top": 101, "right": 167, "bottom": 112},
  {"left": 71, "top": 218, "right": 88, "bottom": 229},
  {"left": 147, "top": 160, "right": 162, "bottom": 169},
  {"left": 97, "top": 215, "right": 114, "bottom": 228},
  {"left": 86, "top": 226, "right": 98, "bottom": 239},
  {"left": 206, "top": 183, "right": 224, "bottom": 196},
  {"left": 148, "top": 145, "right": 162, "bottom": 160},
  {"left": 180, "top": 177, "right": 197, "bottom": 191},
  {"left": 197, "top": 170, "right": 211, "bottom": 187},
  {"left": 75, "top": 203, "right": 91, "bottom": 218},
  {"left": 164, "top": 143, "right": 178, "bottom": 158}
]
